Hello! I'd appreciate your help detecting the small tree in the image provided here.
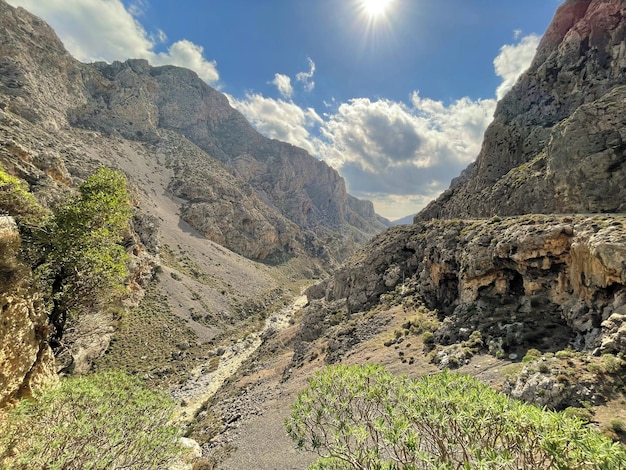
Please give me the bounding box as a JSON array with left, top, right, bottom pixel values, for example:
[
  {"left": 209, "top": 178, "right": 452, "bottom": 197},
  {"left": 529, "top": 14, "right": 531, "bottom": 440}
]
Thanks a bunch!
[
  {"left": 30, "top": 167, "right": 132, "bottom": 345},
  {"left": 286, "top": 364, "right": 626, "bottom": 469},
  {"left": 0, "top": 371, "right": 182, "bottom": 469}
]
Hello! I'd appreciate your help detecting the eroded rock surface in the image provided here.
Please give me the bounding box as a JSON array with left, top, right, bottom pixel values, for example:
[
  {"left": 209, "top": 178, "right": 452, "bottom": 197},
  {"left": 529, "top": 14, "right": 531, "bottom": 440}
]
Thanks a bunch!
[
  {"left": 308, "top": 215, "right": 626, "bottom": 355},
  {"left": 0, "top": 217, "right": 55, "bottom": 405}
]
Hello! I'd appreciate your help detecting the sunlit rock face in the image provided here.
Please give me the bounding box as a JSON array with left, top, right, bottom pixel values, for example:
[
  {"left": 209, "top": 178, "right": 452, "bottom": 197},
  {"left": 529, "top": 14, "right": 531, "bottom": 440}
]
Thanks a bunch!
[
  {"left": 418, "top": 0, "right": 626, "bottom": 220},
  {"left": 0, "top": 217, "right": 55, "bottom": 406},
  {"left": 309, "top": 216, "right": 626, "bottom": 355}
]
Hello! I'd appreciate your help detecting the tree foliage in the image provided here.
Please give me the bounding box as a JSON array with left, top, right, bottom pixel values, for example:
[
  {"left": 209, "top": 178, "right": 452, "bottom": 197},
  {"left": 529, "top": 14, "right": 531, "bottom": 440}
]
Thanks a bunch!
[
  {"left": 30, "top": 167, "right": 132, "bottom": 344},
  {"left": 0, "top": 371, "right": 182, "bottom": 469},
  {"left": 286, "top": 364, "right": 626, "bottom": 469}
]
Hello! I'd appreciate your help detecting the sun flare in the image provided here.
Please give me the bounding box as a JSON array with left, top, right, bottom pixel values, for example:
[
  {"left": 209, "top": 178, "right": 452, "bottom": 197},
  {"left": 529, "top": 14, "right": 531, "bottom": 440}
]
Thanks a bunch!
[{"left": 360, "top": 0, "right": 394, "bottom": 18}]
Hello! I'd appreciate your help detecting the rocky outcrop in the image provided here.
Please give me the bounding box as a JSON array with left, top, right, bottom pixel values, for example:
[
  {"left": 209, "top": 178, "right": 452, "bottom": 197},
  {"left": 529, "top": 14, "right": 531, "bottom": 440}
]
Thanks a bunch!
[
  {"left": 308, "top": 215, "right": 626, "bottom": 355},
  {"left": 0, "top": 217, "right": 55, "bottom": 405},
  {"left": 418, "top": 0, "right": 626, "bottom": 220}
]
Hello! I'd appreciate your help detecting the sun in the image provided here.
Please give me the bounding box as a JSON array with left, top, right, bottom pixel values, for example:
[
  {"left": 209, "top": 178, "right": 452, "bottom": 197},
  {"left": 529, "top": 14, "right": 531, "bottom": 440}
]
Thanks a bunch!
[{"left": 359, "top": 0, "right": 394, "bottom": 18}]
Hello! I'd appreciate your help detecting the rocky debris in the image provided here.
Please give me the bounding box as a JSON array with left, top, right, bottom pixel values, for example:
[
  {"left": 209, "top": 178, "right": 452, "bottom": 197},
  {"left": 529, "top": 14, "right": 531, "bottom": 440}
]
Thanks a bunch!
[
  {"left": 502, "top": 351, "right": 625, "bottom": 410},
  {"left": 307, "top": 215, "right": 626, "bottom": 356},
  {"left": 418, "top": 0, "right": 626, "bottom": 220},
  {"left": 0, "top": 217, "right": 55, "bottom": 405}
]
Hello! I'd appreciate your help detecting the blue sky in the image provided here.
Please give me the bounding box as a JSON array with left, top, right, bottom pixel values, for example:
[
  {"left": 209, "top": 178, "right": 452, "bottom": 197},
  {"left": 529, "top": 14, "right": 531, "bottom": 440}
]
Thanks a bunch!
[{"left": 7, "top": 0, "right": 562, "bottom": 219}]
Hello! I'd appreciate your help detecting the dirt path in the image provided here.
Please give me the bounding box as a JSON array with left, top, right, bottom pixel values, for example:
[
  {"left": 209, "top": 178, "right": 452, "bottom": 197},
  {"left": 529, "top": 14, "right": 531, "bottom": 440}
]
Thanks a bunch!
[{"left": 172, "top": 295, "right": 308, "bottom": 423}]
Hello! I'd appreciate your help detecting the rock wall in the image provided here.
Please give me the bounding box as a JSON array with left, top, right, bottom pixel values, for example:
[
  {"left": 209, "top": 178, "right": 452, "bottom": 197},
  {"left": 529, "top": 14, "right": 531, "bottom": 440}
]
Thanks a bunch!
[
  {"left": 0, "top": 217, "right": 55, "bottom": 405},
  {"left": 418, "top": 0, "right": 626, "bottom": 220},
  {"left": 308, "top": 215, "right": 626, "bottom": 355}
]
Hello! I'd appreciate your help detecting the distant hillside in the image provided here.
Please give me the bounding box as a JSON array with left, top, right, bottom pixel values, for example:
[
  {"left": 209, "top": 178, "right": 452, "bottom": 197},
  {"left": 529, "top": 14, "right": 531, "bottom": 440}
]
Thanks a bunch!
[{"left": 391, "top": 214, "right": 416, "bottom": 225}]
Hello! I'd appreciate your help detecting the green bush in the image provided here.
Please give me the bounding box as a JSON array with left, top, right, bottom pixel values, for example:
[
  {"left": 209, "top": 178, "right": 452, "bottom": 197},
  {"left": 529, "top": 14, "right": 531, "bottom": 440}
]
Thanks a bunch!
[
  {"left": 286, "top": 364, "right": 626, "bottom": 470},
  {"left": 602, "top": 354, "right": 624, "bottom": 374},
  {"left": 0, "top": 169, "right": 47, "bottom": 223},
  {"left": 522, "top": 348, "right": 542, "bottom": 363},
  {"left": 611, "top": 418, "right": 626, "bottom": 434},
  {"left": 0, "top": 371, "right": 182, "bottom": 469}
]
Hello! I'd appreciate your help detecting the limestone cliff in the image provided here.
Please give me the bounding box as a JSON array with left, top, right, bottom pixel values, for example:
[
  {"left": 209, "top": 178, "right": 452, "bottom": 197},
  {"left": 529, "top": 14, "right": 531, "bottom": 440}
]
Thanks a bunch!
[
  {"left": 308, "top": 216, "right": 626, "bottom": 356},
  {"left": 0, "top": 217, "right": 55, "bottom": 406},
  {"left": 418, "top": 0, "right": 626, "bottom": 220}
]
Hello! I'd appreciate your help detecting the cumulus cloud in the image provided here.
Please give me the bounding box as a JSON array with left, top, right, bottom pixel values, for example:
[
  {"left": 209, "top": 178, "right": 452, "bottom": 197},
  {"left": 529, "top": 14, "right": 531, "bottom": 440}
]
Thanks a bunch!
[
  {"left": 232, "top": 33, "right": 539, "bottom": 218},
  {"left": 6, "top": 0, "right": 219, "bottom": 84},
  {"left": 296, "top": 57, "right": 316, "bottom": 92},
  {"left": 494, "top": 34, "right": 540, "bottom": 99},
  {"left": 230, "top": 93, "right": 323, "bottom": 156},
  {"left": 318, "top": 95, "right": 495, "bottom": 198},
  {"left": 269, "top": 73, "right": 294, "bottom": 99}
]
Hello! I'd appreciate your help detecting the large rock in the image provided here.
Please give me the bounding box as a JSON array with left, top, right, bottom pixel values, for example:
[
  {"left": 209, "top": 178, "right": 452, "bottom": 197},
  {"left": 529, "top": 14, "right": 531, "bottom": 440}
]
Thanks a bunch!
[
  {"left": 418, "top": 0, "right": 626, "bottom": 220},
  {"left": 0, "top": 217, "right": 55, "bottom": 405}
]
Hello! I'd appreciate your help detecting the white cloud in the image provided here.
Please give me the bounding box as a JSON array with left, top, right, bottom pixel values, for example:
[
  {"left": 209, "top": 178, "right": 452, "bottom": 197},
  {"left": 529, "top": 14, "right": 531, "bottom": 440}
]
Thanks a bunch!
[
  {"left": 494, "top": 34, "right": 540, "bottom": 99},
  {"left": 296, "top": 57, "right": 316, "bottom": 92},
  {"left": 128, "top": 0, "right": 148, "bottom": 17},
  {"left": 231, "top": 33, "right": 538, "bottom": 218},
  {"left": 269, "top": 73, "right": 294, "bottom": 99},
  {"left": 152, "top": 40, "right": 219, "bottom": 84},
  {"left": 318, "top": 95, "right": 495, "bottom": 196},
  {"left": 230, "top": 93, "right": 323, "bottom": 156},
  {"left": 6, "top": 0, "right": 220, "bottom": 84},
  {"left": 232, "top": 92, "right": 495, "bottom": 218}
]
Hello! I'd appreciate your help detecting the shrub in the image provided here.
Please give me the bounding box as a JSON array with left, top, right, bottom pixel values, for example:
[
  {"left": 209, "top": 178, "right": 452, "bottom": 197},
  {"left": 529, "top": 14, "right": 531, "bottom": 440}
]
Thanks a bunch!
[
  {"left": 27, "top": 167, "right": 132, "bottom": 344},
  {"left": 523, "top": 348, "right": 542, "bottom": 363},
  {"left": 0, "top": 169, "right": 47, "bottom": 223},
  {"left": 286, "top": 364, "right": 626, "bottom": 470},
  {"left": 0, "top": 371, "right": 182, "bottom": 469},
  {"left": 611, "top": 418, "right": 626, "bottom": 434},
  {"left": 421, "top": 331, "right": 435, "bottom": 344},
  {"left": 602, "top": 354, "right": 624, "bottom": 374}
]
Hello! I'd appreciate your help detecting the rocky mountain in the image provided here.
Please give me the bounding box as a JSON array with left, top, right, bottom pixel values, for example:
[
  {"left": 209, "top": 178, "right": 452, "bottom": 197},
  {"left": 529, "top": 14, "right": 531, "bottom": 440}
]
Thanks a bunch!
[
  {"left": 418, "top": 0, "right": 626, "bottom": 220},
  {"left": 0, "top": 0, "right": 387, "bottom": 266},
  {"left": 281, "top": 0, "right": 626, "bottom": 398},
  {"left": 296, "top": 0, "right": 626, "bottom": 363},
  {"left": 0, "top": 0, "right": 392, "bottom": 397}
]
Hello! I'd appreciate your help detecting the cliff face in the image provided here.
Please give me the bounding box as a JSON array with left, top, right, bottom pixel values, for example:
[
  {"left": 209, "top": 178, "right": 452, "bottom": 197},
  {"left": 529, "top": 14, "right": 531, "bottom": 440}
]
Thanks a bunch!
[
  {"left": 418, "top": 0, "right": 626, "bottom": 220},
  {"left": 308, "top": 215, "right": 626, "bottom": 356},
  {"left": 0, "top": 217, "right": 55, "bottom": 406},
  {"left": 0, "top": 0, "right": 387, "bottom": 264}
]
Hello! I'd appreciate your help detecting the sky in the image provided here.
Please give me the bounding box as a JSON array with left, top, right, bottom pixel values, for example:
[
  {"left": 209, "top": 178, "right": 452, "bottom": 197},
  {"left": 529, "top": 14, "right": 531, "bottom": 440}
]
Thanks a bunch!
[{"left": 7, "top": 0, "right": 563, "bottom": 220}]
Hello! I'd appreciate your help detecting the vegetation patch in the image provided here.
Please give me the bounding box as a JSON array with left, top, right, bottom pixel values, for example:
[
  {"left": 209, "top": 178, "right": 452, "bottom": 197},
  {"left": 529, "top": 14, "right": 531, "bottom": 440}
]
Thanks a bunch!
[
  {"left": 0, "top": 371, "right": 183, "bottom": 469},
  {"left": 92, "top": 283, "right": 204, "bottom": 387},
  {"left": 286, "top": 364, "right": 626, "bottom": 469}
]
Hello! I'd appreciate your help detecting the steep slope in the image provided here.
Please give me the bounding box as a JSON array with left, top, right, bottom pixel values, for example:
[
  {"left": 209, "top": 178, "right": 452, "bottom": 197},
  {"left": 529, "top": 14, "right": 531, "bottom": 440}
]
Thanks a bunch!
[{"left": 419, "top": 0, "right": 626, "bottom": 220}]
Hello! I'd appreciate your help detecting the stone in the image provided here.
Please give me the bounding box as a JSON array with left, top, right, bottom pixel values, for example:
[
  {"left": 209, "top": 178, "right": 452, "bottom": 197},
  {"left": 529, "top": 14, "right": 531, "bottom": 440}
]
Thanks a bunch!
[{"left": 0, "top": 217, "right": 56, "bottom": 405}]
